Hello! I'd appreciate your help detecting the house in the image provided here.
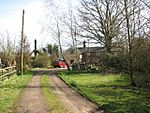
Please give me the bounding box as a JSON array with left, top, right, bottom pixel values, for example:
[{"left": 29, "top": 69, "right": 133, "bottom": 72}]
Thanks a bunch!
[
  {"left": 63, "top": 47, "right": 81, "bottom": 66},
  {"left": 63, "top": 46, "right": 105, "bottom": 66},
  {"left": 63, "top": 42, "right": 122, "bottom": 67},
  {"left": 78, "top": 47, "right": 104, "bottom": 65}
]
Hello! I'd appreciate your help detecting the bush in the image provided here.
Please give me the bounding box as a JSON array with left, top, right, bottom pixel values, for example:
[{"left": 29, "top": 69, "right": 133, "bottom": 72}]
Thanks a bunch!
[
  {"left": 102, "top": 53, "right": 128, "bottom": 72},
  {"left": 31, "top": 54, "right": 52, "bottom": 68},
  {"left": 132, "top": 38, "right": 150, "bottom": 87}
]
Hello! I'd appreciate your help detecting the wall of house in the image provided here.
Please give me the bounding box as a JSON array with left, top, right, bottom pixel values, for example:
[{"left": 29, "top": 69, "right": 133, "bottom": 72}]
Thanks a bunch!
[{"left": 63, "top": 52, "right": 80, "bottom": 66}]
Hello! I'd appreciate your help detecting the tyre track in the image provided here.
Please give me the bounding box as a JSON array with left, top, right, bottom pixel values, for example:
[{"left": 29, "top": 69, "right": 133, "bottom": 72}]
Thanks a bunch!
[
  {"left": 17, "top": 72, "right": 48, "bottom": 113},
  {"left": 49, "top": 75, "right": 104, "bottom": 113}
]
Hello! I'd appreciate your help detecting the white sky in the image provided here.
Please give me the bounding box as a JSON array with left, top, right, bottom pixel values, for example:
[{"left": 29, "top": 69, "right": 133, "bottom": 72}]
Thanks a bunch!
[{"left": 0, "top": 0, "right": 80, "bottom": 50}]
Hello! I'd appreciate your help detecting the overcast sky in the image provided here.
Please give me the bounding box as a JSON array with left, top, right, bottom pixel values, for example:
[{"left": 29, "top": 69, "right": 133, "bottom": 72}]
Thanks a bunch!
[{"left": 0, "top": 0, "right": 80, "bottom": 50}]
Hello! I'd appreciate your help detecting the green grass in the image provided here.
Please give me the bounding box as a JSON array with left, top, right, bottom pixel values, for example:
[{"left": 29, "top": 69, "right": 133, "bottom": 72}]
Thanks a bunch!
[
  {"left": 41, "top": 75, "right": 68, "bottom": 113},
  {"left": 0, "top": 73, "right": 32, "bottom": 113},
  {"left": 59, "top": 73, "right": 150, "bottom": 113}
]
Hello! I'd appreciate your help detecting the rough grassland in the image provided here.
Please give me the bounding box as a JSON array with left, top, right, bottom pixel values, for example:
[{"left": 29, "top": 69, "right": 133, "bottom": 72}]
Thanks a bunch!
[
  {"left": 0, "top": 74, "right": 32, "bottom": 113},
  {"left": 41, "top": 75, "right": 67, "bottom": 113},
  {"left": 59, "top": 73, "right": 150, "bottom": 113}
]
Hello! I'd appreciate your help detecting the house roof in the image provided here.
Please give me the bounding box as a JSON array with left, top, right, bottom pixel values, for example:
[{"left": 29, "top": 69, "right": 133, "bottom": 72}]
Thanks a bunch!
[
  {"left": 64, "top": 46, "right": 122, "bottom": 54},
  {"left": 78, "top": 47, "right": 104, "bottom": 53},
  {"left": 63, "top": 47, "right": 81, "bottom": 55},
  {"left": 64, "top": 47, "right": 75, "bottom": 53},
  {"left": 98, "top": 48, "right": 122, "bottom": 52}
]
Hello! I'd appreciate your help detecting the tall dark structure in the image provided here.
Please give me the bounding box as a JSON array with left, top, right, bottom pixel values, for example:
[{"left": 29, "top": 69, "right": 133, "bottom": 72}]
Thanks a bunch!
[
  {"left": 32, "top": 39, "right": 41, "bottom": 58},
  {"left": 83, "top": 40, "right": 86, "bottom": 48},
  {"left": 34, "top": 39, "right": 37, "bottom": 57}
]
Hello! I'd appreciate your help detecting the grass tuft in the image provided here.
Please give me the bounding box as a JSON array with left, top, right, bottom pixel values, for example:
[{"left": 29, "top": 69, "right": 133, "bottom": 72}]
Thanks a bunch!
[{"left": 41, "top": 75, "right": 68, "bottom": 113}]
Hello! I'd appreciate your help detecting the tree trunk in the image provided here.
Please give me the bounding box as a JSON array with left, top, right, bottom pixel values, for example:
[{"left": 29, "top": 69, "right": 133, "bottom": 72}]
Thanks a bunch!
[
  {"left": 62, "top": 56, "right": 70, "bottom": 71},
  {"left": 58, "top": 36, "right": 70, "bottom": 71},
  {"left": 124, "top": 0, "right": 136, "bottom": 87}
]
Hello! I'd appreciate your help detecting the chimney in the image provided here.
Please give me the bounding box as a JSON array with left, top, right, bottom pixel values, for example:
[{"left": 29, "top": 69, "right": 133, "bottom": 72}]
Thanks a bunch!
[
  {"left": 83, "top": 40, "right": 86, "bottom": 48},
  {"left": 34, "top": 39, "right": 37, "bottom": 51}
]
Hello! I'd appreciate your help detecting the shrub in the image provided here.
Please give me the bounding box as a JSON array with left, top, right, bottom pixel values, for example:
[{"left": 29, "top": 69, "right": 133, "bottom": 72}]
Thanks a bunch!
[
  {"left": 132, "top": 38, "right": 150, "bottom": 87},
  {"left": 31, "top": 54, "right": 52, "bottom": 68},
  {"left": 102, "top": 53, "right": 128, "bottom": 72}
]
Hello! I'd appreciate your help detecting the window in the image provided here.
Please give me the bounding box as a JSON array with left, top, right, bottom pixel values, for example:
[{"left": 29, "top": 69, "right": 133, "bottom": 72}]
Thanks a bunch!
[{"left": 70, "top": 59, "right": 74, "bottom": 64}]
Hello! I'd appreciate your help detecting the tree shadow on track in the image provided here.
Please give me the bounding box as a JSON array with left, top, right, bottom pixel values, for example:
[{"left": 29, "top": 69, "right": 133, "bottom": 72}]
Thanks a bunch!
[
  {"left": 0, "top": 84, "right": 50, "bottom": 89},
  {"left": 0, "top": 69, "right": 60, "bottom": 89},
  {"left": 32, "top": 68, "right": 66, "bottom": 76}
]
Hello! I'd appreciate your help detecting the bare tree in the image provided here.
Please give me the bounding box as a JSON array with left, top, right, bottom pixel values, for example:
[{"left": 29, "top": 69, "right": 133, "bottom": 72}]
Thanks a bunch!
[
  {"left": 16, "top": 35, "right": 31, "bottom": 73},
  {"left": 123, "top": 0, "right": 136, "bottom": 86},
  {"left": 0, "top": 32, "right": 16, "bottom": 67},
  {"left": 45, "top": 1, "right": 70, "bottom": 70},
  {"left": 123, "top": 0, "right": 149, "bottom": 86},
  {"left": 140, "top": 0, "right": 150, "bottom": 9},
  {"left": 78, "top": 0, "right": 124, "bottom": 52},
  {"left": 63, "top": 8, "right": 79, "bottom": 62},
  {"left": 65, "top": 9, "right": 76, "bottom": 48}
]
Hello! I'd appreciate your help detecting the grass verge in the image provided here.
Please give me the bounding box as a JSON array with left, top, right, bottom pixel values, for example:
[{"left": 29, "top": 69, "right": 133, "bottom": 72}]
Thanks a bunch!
[
  {"left": 41, "top": 75, "right": 68, "bottom": 113},
  {"left": 0, "top": 73, "right": 32, "bottom": 113},
  {"left": 59, "top": 73, "right": 150, "bottom": 113}
]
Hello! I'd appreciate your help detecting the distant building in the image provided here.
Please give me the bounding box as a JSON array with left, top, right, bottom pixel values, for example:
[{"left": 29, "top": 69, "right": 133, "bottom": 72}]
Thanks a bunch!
[
  {"left": 63, "top": 43, "right": 122, "bottom": 67},
  {"left": 63, "top": 47, "right": 81, "bottom": 66},
  {"left": 78, "top": 47, "right": 104, "bottom": 65},
  {"left": 63, "top": 46, "right": 104, "bottom": 66}
]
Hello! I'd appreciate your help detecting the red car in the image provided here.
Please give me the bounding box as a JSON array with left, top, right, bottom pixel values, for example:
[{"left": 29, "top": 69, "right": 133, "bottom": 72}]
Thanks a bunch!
[{"left": 53, "top": 60, "right": 67, "bottom": 68}]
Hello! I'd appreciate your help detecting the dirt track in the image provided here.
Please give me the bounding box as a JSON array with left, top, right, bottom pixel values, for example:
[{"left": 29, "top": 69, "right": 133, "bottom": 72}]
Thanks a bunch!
[
  {"left": 17, "top": 69, "right": 104, "bottom": 113},
  {"left": 17, "top": 73, "right": 48, "bottom": 113},
  {"left": 49, "top": 75, "right": 104, "bottom": 113}
]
